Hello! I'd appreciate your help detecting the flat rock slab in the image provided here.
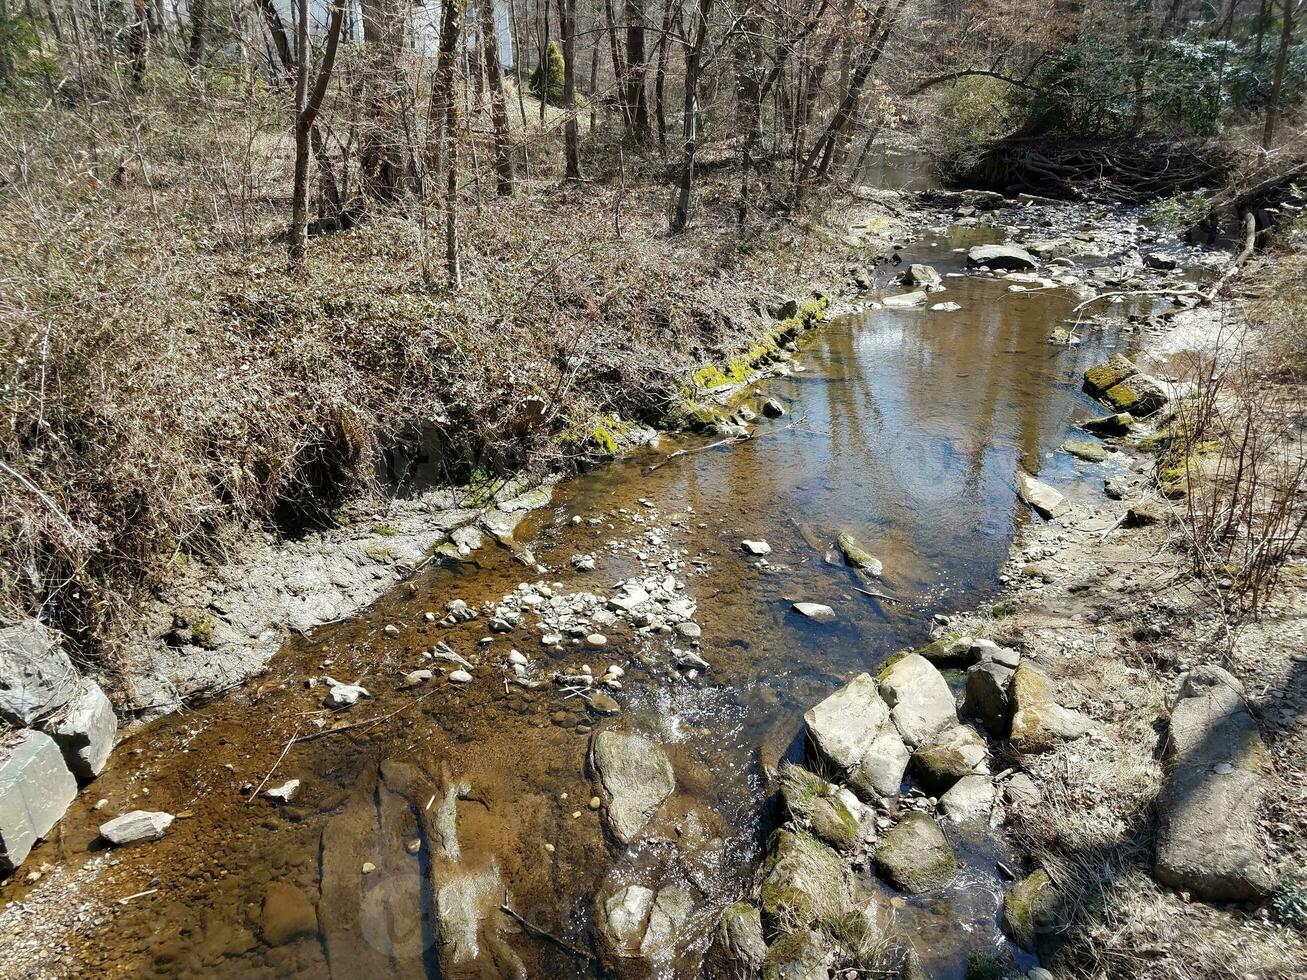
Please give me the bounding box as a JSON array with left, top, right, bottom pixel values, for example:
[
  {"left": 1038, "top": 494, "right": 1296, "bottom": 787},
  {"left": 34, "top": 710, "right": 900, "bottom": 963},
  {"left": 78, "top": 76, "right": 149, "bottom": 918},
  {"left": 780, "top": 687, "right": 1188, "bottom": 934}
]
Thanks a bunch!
[
  {"left": 938, "top": 774, "right": 995, "bottom": 823},
  {"left": 0, "top": 730, "right": 78, "bottom": 872},
  {"left": 882, "top": 291, "right": 929, "bottom": 308},
  {"left": 1016, "top": 471, "right": 1066, "bottom": 520},
  {"left": 878, "top": 653, "right": 957, "bottom": 748},
  {"left": 0, "top": 621, "right": 79, "bottom": 726},
  {"left": 1083, "top": 354, "right": 1137, "bottom": 396},
  {"left": 1155, "top": 665, "right": 1275, "bottom": 900},
  {"left": 1105, "top": 374, "right": 1170, "bottom": 416},
  {"left": 46, "top": 676, "right": 117, "bottom": 780},
  {"left": 594, "top": 732, "right": 675, "bottom": 844},
  {"left": 967, "top": 244, "right": 1038, "bottom": 271},
  {"left": 804, "top": 673, "right": 910, "bottom": 799}
]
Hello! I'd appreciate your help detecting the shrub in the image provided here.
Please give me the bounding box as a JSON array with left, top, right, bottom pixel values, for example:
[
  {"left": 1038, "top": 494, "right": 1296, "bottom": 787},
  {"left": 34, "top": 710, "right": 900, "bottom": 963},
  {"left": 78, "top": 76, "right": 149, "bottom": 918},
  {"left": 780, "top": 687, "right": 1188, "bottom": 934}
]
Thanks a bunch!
[
  {"left": 529, "top": 40, "right": 565, "bottom": 106},
  {"left": 928, "top": 75, "right": 1020, "bottom": 177}
]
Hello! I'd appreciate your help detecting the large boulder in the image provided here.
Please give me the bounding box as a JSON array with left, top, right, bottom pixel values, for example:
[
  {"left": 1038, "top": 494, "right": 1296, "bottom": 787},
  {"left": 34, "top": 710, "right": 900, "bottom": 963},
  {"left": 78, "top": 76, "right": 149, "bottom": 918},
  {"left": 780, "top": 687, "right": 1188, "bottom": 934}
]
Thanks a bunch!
[
  {"left": 804, "top": 674, "right": 910, "bottom": 799},
  {"left": 964, "top": 661, "right": 1015, "bottom": 735},
  {"left": 0, "top": 730, "right": 77, "bottom": 872},
  {"left": 937, "top": 774, "right": 995, "bottom": 823},
  {"left": 0, "top": 621, "right": 79, "bottom": 726},
  {"left": 779, "top": 762, "right": 866, "bottom": 852},
  {"left": 1001, "top": 869, "right": 1060, "bottom": 952},
  {"left": 594, "top": 731, "right": 676, "bottom": 844},
  {"left": 1016, "top": 471, "right": 1066, "bottom": 520},
  {"left": 705, "top": 902, "right": 767, "bottom": 979},
  {"left": 912, "top": 724, "right": 989, "bottom": 793},
  {"left": 967, "top": 244, "right": 1038, "bottom": 271},
  {"left": 1082, "top": 354, "right": 1137, "bottom": 396},
  {"left": 1104, "top": 374, "right": 1170, "bottom": 417},
  {"left": 873, "top": 812, "right": 957, "bottom": 893},
  {"left": 1154, "top": 666, "right": 1275, "bottom": 900},
  {"left": 901, "top": 264, "right": 943, "bottom": 289},
  {"left": 45, "top": 677, "right": 117, "bottom": 780},
  {"left": 877, "top": 654, "right": 957, "bottom": 748},
  {"left": 1009, "top": 663, "right": 1094, "bottom": 752},
  {"left": 760, "top": 830, "right": 850, "bottom": 925}
]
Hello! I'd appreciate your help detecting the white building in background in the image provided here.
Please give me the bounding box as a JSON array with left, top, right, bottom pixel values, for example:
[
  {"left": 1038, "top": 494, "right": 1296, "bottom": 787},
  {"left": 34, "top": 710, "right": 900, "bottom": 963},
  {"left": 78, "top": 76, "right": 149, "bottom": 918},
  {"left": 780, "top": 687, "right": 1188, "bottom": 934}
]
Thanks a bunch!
[{"left": 177, "top": 0, "right": 515, "bottom": 70}]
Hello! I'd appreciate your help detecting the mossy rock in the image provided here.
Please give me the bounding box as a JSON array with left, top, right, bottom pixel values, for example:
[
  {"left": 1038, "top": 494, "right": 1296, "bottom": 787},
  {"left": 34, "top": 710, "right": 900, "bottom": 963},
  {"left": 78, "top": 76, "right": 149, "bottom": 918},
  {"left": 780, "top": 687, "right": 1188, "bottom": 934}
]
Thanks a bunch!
[
  {"left": 808, "top": 795, "right": 862, "bottom": 852},
  {"left": 914, "top": 633, "right": 977, "bottom": 666},
  {"left": 706, "top": 902, "right": 767, "bottom": 978},
  {"left": 836, "top": 532, "right": 882, "bottom": 576},
  {"left": 873, "top": 812, "right": 957, "bottom": 893},
  {"left": 1081, "top": 412, "right": 1134, "bottom": 436},
  {"left": 762, "top": 929, "right": 829, "bottom": 980},
  {"left": 912, "top": 724, "right": 989, "bottom": 793},
  {"left": 1083, "top": 354, "right": 1137, "bottom": 396},
  {"left": 778, "top": 765, "right": 862, "bottom": 850},
  {"left": 760, "top": 830, "right": 850, "bottom": 925},
  {"left": 1062, "top": 438, "right": 1108, "bottom": 463},
  {"left": 1104, "top": 374, "right": 1169, "bottom": 416},
  {"left": 1001, "top": 869, "right": 1060, "bottom": 951}
]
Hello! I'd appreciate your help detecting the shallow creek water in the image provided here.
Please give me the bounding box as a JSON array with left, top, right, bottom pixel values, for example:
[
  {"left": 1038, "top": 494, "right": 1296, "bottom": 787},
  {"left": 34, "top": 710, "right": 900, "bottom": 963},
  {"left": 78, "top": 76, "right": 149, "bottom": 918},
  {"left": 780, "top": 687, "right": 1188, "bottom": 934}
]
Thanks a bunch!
[{"left": 9, "top": 225, "right": 1156, "bottom": 978}]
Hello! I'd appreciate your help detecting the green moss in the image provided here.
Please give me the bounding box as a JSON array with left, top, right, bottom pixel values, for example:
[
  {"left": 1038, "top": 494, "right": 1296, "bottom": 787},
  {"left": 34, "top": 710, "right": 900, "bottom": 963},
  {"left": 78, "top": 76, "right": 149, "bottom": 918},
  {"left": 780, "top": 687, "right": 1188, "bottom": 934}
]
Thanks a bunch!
[
  {"left": 760, "top": 830, "right": 848, "bottom": 923},
  {"left": 1083, "top": 354, "right": 1137, "bottom": 395},
  {"left": 1001, "top": 869, "right": 1058, "bottom": 951},
  {"left": 365, "top": 544, "right": 396, "bottom": 561},
  {"left": 371, "top": 522, "right": 399, "bottom": 537},
  {"left": 190, "top": 613, "right": 216, "bottom": 649}
]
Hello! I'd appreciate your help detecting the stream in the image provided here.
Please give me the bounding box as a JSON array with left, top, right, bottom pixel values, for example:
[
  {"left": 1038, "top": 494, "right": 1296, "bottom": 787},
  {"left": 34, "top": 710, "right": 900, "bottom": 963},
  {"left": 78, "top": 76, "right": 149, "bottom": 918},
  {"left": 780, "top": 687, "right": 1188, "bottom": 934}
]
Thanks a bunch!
[{"left": 5, "top": 210, "right": 1174, "bottom": 978}]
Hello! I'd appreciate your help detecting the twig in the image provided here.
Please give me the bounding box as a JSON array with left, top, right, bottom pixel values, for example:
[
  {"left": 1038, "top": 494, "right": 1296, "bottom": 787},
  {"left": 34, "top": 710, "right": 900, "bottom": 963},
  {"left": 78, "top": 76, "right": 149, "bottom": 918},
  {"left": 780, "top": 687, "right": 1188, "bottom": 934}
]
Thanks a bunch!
[
  {"left": 852, "top": 585, "right": 906, "bottom": 606},
  {"left": 118, "top": 888, "right": 159, "bottom": 905},
  {"left": 500, "top": 896, "right": 594, "bottom": 959},
  {"left": 246, "top": 726, "right": 300, "bottom": 803}
]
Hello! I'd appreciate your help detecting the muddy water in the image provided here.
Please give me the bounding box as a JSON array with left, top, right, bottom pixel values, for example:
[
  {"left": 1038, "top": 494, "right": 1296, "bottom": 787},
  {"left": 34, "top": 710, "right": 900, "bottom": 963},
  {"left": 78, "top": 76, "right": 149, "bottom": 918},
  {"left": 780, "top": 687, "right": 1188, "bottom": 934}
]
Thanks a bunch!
[{"left": 7, "top": 227, "right": 1143, "bottom": 978}]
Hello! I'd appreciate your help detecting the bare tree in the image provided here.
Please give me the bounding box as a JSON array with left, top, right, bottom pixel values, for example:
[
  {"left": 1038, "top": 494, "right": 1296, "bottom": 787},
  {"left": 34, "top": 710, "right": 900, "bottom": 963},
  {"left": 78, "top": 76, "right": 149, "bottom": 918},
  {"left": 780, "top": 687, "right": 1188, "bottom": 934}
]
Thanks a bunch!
[
  {"left": 289, "top": 0, "right": 347, "bottom": 272},
  {"left": 480, "top": 0, "right": 516, "bottom": 193},
  {"left": 670, "top": 0, "right": 714, "bottom": 230},
  {"left": 186, "top": 0, "right": 207, "bottom": 67},
  {"left": 1262, "top": 0, "right": 1301, "bottom": 150},
  {"left": 558, "top": 0, "right": 583, "bottom": 178},
  {"left": 130, "top": 0, "right": 149, "bottom": 87}
]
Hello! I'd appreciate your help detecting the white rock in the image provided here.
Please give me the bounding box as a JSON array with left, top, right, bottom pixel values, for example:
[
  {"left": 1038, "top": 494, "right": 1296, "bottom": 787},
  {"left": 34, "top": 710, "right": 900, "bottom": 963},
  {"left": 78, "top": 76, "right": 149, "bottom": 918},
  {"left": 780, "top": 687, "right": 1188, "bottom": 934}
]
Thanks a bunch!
[
  {"left": 265, "top": 779, "right": 300, "bottom": 803},
  {"left": 324, "top": 682, "right": 369, "bottom": 709},
  {"left": 792, "top": 602, "right": 836, "bottom": 622},
  {"left": 99, "top": 810, "right": 174, "bottom": 846},
  {"left": 448, "top": 670, "right": 473, "bottom": 684},
  {"left": 741, "top": 540, "right": 772, "bottom": 556}
]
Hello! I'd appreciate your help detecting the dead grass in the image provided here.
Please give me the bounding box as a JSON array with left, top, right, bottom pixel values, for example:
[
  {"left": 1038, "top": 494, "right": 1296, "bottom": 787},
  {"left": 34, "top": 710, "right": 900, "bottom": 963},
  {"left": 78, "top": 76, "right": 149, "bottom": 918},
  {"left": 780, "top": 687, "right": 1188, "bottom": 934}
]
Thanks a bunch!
[{"left": 0, "top": 63, "right": 882, "bottom": 676}]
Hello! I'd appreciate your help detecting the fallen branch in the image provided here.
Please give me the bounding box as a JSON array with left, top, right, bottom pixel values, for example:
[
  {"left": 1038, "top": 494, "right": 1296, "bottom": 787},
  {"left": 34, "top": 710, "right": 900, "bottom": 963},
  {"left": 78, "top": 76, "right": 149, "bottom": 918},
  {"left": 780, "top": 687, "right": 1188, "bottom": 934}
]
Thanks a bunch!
[
  {"left": 501, "top": 896, "right": 594, "bottom": 959},
  {"left": 852, "top": 585, "right": 907, "bottom": 606},
  {"left": 246, "top": 726, "right": 300, "bottom": 804}
]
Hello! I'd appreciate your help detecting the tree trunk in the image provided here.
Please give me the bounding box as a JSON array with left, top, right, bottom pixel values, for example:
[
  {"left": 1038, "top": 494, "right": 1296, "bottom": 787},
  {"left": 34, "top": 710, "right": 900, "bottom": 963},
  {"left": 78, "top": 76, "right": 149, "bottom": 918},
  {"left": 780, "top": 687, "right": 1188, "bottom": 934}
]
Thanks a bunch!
[
  {"left": 186, "top": 0, "right": 206, "bottom": 66},
  {"left": 360, "top": 0, "right": 406, "bottom": 204},
  {"left": 430, "top": 0, "right": 465, "bottom": 181},
  {"left": 604, "top": 0, "right": 629, "bottom": 126},
  {"left": 623, "top": 0, "right": 650, "bottom": 140},
  {"left": 129, "top": 0, "right": 149, "bottom": 87},
  {"left": 289, "top": 0, "right": 346, "bottom": 272},
  {"left": 671, "top": 0, "right": 713, "bottom": 231},
  {"left": 438, "top": 0, "right": 466, "bottom": 288},
  {"left": 481, "top": 0, "right": 515, "bottom": 193},
  {"left": 557, "top": 0, "right": 582, "bottom": 178},
  {"left": 653, "top": 0, "right": 677, "bottom": 148},
  {"left": 1262, "top": 0, "right": 1299, "bottom": 150}
]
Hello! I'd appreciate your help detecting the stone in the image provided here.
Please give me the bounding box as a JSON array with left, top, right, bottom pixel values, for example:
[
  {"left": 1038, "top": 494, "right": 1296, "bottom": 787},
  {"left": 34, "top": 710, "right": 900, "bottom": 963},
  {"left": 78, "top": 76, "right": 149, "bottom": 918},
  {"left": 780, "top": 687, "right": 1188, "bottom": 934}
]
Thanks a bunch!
[
  {"left": 0, "top": 621, "right": 79, "bottom": 726},
  {"left": 323, "top": 682, "right": 369, "bottom": 709},
  {"left": 1062, "top": 438, "right": 1108, "bottom": 463},
  {"left": 448, "top": 669, "right": 473, "bottom": 684},
  {"left": 1009, "top": 663, "right": 1094, "bottom": 752},
  {"left": 931, "top": 301, "right": 962, "bottom": 312},
  {"left": 762, "top": 398, "right": 787, "bottom": 419},
  {"left": 835, "top": 532, "right": 882, "bottom": 576},
  {"left": 873, "top": 812, "right": 957, "bottom": 893},
  {"left": 792, "top": 602, "right": 836, "bottom": 622},
  {"left": 1083, "top": 354, "right": 1138, "bottom": 396},
  {"left": 1001, "top": 869, "right": 1059, "bottom": 952},
  {"left": 594, "top": 732, "right": 675, "bottom": 843},
  {"left": 878, "top": 653, "right": 957, "bottom": 748},
  {"left": 901, "top": 264, "right": 942, "bottom": 288},
  {"left": 1081, "top": 412, "right": 1134, "bottom": 436},
  {"left": 1016, "top": 471, "right": 1066, "bottom": 519},
  {"left": 915, "top": 635, "right": 979, "bottom": 666},
  {"left": 912, "top": 724, "right": 989, "bottom": 793},
  {"left": 609, "top": 583, "right": 651, "bottom": 613},
  {"left": 640, "top": 885, "right": 692, "bottom": 961},
  {"left": 706, "top": 902, "right": 767, "bottom": 978},
  {"left": 760, "top": 829, "right": 850, "bottom": 923},
  {"left": 804, "top": 673, "right": 910, "bottom": 799},
  {"left": 1104, "top": 374, "right": 1170, "bottom": 417},
  {"left": 588, "top": 692, "right": 621, "bottom": 716},
  {"left": 937, "top": 774, "right": 995, "bottom": 822},
  {"left": 1145, "top": 251, "right": 1179, "bottom": 270},
  {"left": 99, "top": 810, "right": 174, "bottom": 846},
  {"left": 1004, "top": 773, "right": 1042, "bottom": 808},
  {"left": 1124, "top": 501, "right": 1166, "bottom": 527},
  {"left": 265, "top": 779, "right": 300, "bottom": 803},
  {"left": 1154, "top": 665, "right": 1275, "bottom": 900},
  {"left": 0, "top": 730, "right": 77, "bottom": 871},
  {"left": 966, "top": 244, "right": 1038, "bottom": 271},
  {"left": 436, "top": 862, "right": 506, "bottom": 967},
  {"left": 964, "top": 661, "right": 1015, "bottom": 735},
  {"left": 741, "top": 539, "right": 772, "bottom": 556},
  {"left": 261, "top": 881, "right": 318, "bottom": 945},
  {"left": 599, "top": 884, "right": 655, "bottom": 958},
  {"left": 400, "top": 669, "right": 433, "bottom": 689},
  {"left": 44, "top": 676, "right": 116, "bottom": 780},
  {"left": 761, "top": 929, "right": 829, "bottom": 980},
  {"left": 882, "top": 291, "right": 929, "bottom": 308}
]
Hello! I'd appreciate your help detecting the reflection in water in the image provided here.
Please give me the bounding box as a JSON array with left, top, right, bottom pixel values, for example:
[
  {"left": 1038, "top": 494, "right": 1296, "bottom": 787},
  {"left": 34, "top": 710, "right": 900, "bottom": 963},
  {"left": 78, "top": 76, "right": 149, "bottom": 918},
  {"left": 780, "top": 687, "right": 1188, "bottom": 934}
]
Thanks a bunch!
[{"left": 12, "top": 226, "right": 1136, "bottom": 979}]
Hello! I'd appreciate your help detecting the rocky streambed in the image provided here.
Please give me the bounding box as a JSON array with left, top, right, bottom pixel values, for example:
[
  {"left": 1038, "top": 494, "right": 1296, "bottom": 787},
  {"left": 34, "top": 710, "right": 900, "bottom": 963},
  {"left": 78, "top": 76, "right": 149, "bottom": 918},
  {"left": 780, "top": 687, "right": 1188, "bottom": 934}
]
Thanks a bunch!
[{"left": 0, "top": 189, "right": 1261, "bottom": 979}]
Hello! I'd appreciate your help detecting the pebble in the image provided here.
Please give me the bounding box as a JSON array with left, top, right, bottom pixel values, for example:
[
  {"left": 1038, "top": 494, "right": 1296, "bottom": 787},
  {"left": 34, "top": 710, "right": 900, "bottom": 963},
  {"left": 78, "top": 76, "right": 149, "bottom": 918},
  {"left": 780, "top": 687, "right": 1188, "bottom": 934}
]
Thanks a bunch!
[
  {"left": 607, "top": 665, "right": 624, "bottom": 678},
  {"left": 264, "top": 779, "right": 300, "bottom": 803},
  {"left": 544, "top": 843, "right": 555, "bottom": 853},
  {"left": 589, "top": 796, "right": 602, "bottom": 810},
  {"left": 585, "top": 634, "right": 608, "bottom": 648},
  {"left": 508, "top": 649, "right": 529, "bottom": 666},
  {"left": 383, "top": 624, "right": 400, "bottom": 636},
  {"left": 362, "top": 863, "right": 376, "bottom": 874},
  {"left": 741, "top": 539, "right": 772, "bottom": 555},
  {"left": 448, "top": 669, "right": 473, "bottom": 684}
]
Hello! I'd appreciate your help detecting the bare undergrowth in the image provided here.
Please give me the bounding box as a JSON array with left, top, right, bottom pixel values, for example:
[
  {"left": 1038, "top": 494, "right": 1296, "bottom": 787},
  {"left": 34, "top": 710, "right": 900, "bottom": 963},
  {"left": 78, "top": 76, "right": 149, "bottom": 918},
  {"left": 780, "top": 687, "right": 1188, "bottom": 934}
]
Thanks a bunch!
[{"left": 0, "top": 72, "right": 869, "bottom": 673}]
